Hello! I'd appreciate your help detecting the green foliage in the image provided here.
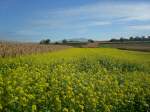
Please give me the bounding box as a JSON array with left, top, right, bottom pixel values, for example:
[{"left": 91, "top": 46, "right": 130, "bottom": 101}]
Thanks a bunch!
[
  {"left": 88, "top": 39, "right": 94, "bottom": 43},
  {"left": 40, "top": 39, "right": 51, "bottom": 44},
  {"left": 62, "top": 39, "right": 68, "bottom": 44},
  {"left": 0, "top": 48, "right": 150, "bottom": 112},
  {"left": 110, "top": 35, "right": 150, "bottom": 42}
]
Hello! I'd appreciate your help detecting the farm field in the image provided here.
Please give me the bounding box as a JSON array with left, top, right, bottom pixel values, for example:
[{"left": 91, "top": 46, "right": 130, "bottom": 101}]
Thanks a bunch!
[
  {"left": 98, "top": 42, "right": 150, "bottom": 52},
  {"left": 0, "top": 48, "right": 150, "bottom": 112},
  {"left": 0, "top": 42, "right": 72, "bottom": 58}
]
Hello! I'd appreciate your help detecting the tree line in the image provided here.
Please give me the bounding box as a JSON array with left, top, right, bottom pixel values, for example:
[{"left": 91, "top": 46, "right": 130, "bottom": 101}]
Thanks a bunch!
[
  {"left": 110, "top": 36, "right": 150, "bottom": 42},
  {"left": 39, "top": 39, "right": 94, "bottom": 44}
]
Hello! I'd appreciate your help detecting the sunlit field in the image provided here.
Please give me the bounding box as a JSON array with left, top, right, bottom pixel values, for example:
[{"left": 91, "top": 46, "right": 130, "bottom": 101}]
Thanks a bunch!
[{"left": 0, "top": 48, "right": 150, "bottom": 112}]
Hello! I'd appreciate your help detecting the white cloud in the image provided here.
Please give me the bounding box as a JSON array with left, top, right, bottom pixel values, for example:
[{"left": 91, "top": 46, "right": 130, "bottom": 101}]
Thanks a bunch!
[
  {"left": 50, "top": 2, "right": 150, "bottom": 22},
  {"left": 28, "top": 1, "right": 150, "bottom": 33},
  {"left": 88, "top": 21, "right": 111, "bottom": 26},
  {"left": 129, "top": 25, "right": 150, "bottom": 30},
  {"left": 2, "top": 1, "right": 150, "bottom": 41}
]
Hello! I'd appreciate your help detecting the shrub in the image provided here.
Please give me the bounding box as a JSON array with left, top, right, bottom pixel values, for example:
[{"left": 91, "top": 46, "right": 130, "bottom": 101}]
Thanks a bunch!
[{"left": 40, "top": 39, "right": 51, "bottom": 44}]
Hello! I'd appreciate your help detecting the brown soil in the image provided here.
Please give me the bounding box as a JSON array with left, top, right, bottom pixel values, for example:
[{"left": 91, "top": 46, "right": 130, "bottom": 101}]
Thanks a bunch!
[{"left": 82, "top": 41, "right": 100, "bottom": 48}]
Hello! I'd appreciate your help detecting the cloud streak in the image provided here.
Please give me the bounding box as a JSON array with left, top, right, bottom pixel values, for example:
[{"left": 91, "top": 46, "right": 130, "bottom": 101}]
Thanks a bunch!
[
  {"left": 30, "top": 2, "right": 150, "bottom": 30},
  {"left": 129, "top": 25, "right": 150, "bottom": 30}
]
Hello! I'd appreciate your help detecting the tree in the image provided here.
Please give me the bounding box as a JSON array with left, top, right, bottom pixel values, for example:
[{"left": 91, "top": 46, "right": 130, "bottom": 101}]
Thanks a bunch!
[
  {"left": 40, "top": 39, "right": 50, "bottom": 44},
  {"left": 134, "top": 36, "right": 141, "bottom": 41},
  {"left": 129, "top": 36, "right": 134, "bottom": 41},
  {"left": 54, "top": 41, "right": 59, "bottom": 44},
  {"left": 110, "top": 35, "right": 150, "bottom": 42},
  {"left": 110, "top": 38, "right": 118, "bottom": 42},
  {"left": 62, "top": 39, "right": 67, "bottom": 44},
  {"left": 141, "top": 36, "right": 146, "bottom": 40},
  {"left": 88, "top": 39, "right": 94, "bottom": 43},
  {"left": 120, "top": 37, "right": 125, "bottom": 42}
]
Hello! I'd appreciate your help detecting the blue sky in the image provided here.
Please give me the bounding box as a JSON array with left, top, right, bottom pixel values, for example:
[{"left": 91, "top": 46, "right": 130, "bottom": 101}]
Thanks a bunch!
[{"left": 0, "top": 0, "right": 150, "bottom": 42}]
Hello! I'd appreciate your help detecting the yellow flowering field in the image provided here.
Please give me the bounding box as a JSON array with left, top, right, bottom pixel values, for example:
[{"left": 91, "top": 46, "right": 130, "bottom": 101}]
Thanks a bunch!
[{"left": 0, "top": 48, "right": 150, "bottom": 112}]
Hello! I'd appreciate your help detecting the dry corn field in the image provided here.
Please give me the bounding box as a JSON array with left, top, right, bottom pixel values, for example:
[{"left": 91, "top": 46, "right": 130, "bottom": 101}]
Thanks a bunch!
[{"left": 0, "top": 42, "right": 72, "bottom": 57}]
